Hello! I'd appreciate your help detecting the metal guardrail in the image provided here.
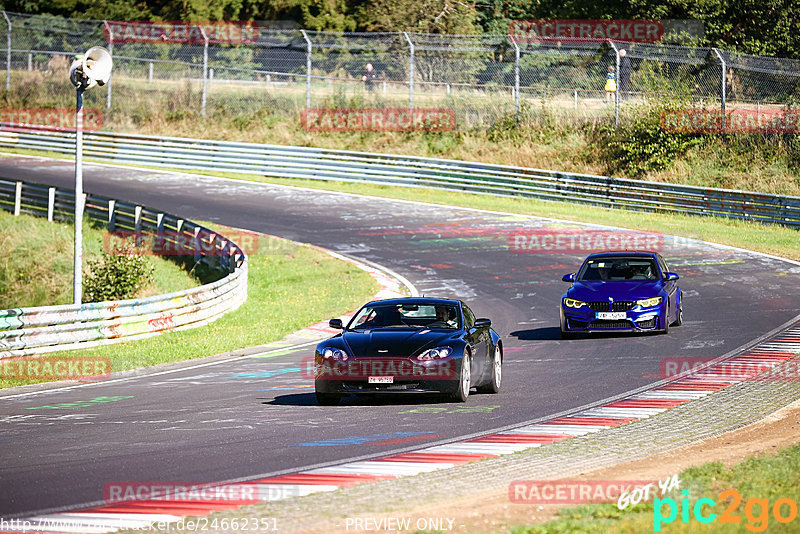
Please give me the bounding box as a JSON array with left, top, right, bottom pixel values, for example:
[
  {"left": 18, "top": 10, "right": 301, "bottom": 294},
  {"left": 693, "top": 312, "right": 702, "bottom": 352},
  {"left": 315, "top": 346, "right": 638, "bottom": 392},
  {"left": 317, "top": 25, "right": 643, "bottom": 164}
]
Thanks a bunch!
[
  {"left": 0, "top": 125, "right": 798, "bottom": 228},
  {"left": 0, "top": 177, "right": 248, "bottom": 358}
]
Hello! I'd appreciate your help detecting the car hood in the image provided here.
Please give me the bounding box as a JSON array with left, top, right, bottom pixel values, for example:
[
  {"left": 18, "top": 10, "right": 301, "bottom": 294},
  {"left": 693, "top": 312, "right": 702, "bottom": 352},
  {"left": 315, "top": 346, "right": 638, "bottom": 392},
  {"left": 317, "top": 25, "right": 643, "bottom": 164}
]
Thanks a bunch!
[
  {"left": 341, "top": 329, "right": 457, "bottom": 358},
  {"left": 567, "top": 280, "right": 664, "bottom": 301}
]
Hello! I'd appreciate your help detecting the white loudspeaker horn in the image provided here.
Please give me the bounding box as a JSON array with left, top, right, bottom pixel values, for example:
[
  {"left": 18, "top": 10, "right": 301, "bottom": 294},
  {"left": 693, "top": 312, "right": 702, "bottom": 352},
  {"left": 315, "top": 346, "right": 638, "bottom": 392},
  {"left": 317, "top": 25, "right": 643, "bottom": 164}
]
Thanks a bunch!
[{"left": 81, "top": 47, "right": 113, "bottom": 87}]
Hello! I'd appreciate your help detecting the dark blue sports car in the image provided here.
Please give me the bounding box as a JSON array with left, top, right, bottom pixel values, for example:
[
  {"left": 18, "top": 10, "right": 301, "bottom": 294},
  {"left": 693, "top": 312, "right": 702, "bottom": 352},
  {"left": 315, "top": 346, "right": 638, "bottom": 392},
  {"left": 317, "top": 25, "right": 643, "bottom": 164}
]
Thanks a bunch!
[
  {"left": 314, "top": 297, "right": 503, "bottom": 405},
  {"left": 560, "top": 251, "right": 683, "bottom": 338}
]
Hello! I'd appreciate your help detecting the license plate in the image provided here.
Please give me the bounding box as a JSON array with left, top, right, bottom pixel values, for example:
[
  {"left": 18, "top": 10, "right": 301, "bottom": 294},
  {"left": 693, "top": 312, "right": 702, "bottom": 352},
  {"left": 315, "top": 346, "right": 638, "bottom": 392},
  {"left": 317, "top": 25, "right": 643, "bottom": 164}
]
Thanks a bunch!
[
  {"left": 597, "top": 311, "right": 627, "bottom": 320},
  {"left": 368, "top": 376, "right": 393, "bottom": 384}
]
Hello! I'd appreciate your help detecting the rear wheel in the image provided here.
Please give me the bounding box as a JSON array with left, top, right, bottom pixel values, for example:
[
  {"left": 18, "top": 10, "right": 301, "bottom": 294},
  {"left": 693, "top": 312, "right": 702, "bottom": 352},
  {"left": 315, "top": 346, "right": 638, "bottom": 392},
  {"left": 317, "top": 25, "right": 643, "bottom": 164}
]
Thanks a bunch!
[
  {"left": 450, "top": 351, "right": 471, "bottom": 402},
  {"left": 477, "top": 345, "right": 502, "bottom": 394}
]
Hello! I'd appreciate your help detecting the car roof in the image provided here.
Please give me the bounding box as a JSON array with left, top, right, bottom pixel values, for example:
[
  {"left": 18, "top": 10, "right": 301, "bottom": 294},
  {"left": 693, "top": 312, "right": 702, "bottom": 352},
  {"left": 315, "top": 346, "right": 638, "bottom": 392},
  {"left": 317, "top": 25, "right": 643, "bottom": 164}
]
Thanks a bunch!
[
  {"left": 364, "top": 297, "right": 461, "bottom": 307},
  {"left": 584, "top": 250, "right": 659, "bottom": 259}
]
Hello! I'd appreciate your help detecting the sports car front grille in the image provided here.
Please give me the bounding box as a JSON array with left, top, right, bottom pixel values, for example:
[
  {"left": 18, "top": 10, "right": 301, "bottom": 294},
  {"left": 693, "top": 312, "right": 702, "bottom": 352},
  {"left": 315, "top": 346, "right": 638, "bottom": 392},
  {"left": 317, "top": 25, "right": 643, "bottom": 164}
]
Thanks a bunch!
[
  {"left": 635, "top": 317, "right": 657, "bottom": 329},
  {"left": 587, "top": 301, "right": 635, "bottom": 312},
  {"left": 567, "top": 318, "right": 588, "bottom": 329},
  {"left": 589, "top": 320, "right": 631, "bottom": 329}
]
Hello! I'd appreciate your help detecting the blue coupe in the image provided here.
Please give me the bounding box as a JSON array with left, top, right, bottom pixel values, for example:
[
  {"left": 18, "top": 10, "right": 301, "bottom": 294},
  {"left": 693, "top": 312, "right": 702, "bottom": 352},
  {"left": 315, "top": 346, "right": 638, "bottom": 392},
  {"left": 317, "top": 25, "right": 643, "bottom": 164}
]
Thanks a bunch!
[
  {"left": 315, "top": 297, "right": 503, "bottom": 405},
  {"left": 560, "top": 251, "right": 683, "bottom": 338}
]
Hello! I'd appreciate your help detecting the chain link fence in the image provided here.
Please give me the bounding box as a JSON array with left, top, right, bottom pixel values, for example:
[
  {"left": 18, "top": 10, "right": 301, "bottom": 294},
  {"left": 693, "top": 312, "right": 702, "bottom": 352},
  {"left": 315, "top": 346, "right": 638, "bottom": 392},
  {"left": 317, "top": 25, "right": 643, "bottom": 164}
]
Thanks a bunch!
[{"left": 0, "top": 11, "right": 799, "bottom": 131}]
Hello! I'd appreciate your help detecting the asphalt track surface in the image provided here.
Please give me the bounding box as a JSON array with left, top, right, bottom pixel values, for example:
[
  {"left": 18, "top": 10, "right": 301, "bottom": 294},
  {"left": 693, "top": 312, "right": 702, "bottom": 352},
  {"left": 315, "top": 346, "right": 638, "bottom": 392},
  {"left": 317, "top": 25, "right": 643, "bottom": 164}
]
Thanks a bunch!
[{"left": 2, "top": 155, "right": 800, "bottom": 518}]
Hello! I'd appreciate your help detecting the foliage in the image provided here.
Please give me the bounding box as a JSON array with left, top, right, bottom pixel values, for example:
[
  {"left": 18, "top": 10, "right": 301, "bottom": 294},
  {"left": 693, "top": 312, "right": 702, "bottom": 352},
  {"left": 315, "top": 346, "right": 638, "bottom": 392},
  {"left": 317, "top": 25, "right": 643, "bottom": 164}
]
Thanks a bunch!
[
  {"left": 590, "top": 102, "right": 705, "bottom": 177},
  {"left": 83, "top": 247, "right": 155, "bottom": 303}
]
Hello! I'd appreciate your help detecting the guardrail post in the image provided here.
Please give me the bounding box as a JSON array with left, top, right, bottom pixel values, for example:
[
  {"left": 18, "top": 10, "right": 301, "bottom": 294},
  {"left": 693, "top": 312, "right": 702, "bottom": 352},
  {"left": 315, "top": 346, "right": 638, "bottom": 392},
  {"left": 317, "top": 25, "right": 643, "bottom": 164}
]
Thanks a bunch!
[
  {"left": 13, "top": 180, "right": 21, "bottom": 215},
  {"left": 3, "top": 12, "right": 11, "bottom": 92},
  {"left": 47, "top": 187, "right": 55, "bottom": 221},
  {"left": 156, "top": 212, "right": 164, "bottom": 233},
  {"left": 510, "top": 35, "right": 520, "bottom": 119},
  {"left": 108, "top": 199, "right": 115, "bottom": 231},
  {"left": 193, "top": 226, "right": 201, "bottom": 264},
  {"left": 403, "top": 32, "right": 414, "bottom": 109},
  {"left": 608, "top": 40, "right": 620, "bottom": 128},
  {"left": 148, "top": 62, "right": 153, "bottom": 83},
  {"left": 200, "top": 26, "right": 208, "bottom": 118},
  {"left": 134, "top": 205, "right": 142, "bottom": 233},
  {"left": 712, "top": 48, "right": 726, "bottom": 130},
  {"left": 300, "top": 30, "right": 311, "bottom": 109},
  {"left": 103, "top": 21, "right": 113, "bottom": 110}
]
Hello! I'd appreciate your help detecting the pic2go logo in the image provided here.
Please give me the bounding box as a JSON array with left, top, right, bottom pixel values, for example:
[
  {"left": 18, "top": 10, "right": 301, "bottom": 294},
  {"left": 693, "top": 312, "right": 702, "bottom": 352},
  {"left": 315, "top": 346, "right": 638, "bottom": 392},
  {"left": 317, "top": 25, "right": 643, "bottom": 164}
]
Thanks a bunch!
[{"left": 654, "top": 489, "right": 799, "bottom": 532}]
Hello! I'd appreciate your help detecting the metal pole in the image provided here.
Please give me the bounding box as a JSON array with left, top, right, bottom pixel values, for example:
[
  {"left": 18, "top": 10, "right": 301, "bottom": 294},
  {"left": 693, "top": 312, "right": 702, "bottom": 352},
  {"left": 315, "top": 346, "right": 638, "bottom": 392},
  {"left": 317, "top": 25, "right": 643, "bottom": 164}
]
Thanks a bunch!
[
  {"left": 200, "top": 26, "right": 208, "bottom": 117},
  {"left": 609, "top": 40, "right": 620, "bottom": 127},
  {"left": 3, "top": 12, "right": 11, "bottom": 92},
  {"left": 73, "top": 86, "right": 84, "bottom": 305},
  {"left": 104, "top": 21, "right": 112, "bottom": 110},
  {"left": 712, "top": 48, "right": 726, "bottom": 130},
  {"left": 510, "top": 35, "right": 520, "bottom": 118},
  {"left": 300, "top": 30, "right": 311, "bottom": 108},
  {"left": 403, "top": 32, "right": 414, "bottom": 109}
]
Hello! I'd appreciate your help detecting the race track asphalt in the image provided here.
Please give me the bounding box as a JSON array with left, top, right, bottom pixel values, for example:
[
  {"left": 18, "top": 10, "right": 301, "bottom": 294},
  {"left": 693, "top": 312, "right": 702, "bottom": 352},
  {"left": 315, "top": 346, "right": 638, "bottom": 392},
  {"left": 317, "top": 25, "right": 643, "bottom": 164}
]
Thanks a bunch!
[{"left": 2, "top": 156, "right": 799, "bottom": 517}]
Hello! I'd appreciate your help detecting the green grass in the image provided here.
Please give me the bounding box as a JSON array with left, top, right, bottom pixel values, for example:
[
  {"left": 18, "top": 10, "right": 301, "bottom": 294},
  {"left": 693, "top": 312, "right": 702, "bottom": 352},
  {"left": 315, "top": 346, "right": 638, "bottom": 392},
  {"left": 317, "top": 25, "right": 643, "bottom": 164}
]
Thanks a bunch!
[
  {"left": 513, "top": 443, "right": 800, "bottom": 533},
  {"left": 0, "top": 210, "right": 200, "bottom": 308},
  {"left": 0, "top": 228, "right": 379, "bottom": 389}
]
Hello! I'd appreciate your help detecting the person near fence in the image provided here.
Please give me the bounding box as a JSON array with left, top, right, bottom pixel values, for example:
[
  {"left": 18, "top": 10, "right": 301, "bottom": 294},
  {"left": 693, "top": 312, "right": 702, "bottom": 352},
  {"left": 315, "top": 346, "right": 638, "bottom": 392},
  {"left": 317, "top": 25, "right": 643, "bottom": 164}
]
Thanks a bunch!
[
  {"left": 362, "top": 63, "right": 377, "bottom": 92},
  {"left": 604, "top": 65, "right": 616, "bottom": 103},
  {"left": 619, "top": 49, "right": 632, "bottom": 101}
]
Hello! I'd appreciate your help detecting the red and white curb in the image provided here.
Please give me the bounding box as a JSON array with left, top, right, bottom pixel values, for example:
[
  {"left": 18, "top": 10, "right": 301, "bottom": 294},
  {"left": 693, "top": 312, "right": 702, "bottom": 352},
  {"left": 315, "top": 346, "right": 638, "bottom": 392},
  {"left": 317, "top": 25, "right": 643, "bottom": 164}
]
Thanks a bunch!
[{"left": 5, "top": 325, "right": 799, "bottom": 533}]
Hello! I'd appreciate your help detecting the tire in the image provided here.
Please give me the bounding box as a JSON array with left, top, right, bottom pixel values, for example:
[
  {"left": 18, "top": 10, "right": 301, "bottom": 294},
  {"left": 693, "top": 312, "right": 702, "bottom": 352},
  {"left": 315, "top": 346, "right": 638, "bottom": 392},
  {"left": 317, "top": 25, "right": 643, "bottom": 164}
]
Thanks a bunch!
[
  {"left": 660, "top": 304, "right": 670, "bottom": 334},
  {"left": 450, "top": 350, "right": 471, "bottom": 402},
  {"left": 560, "top": 329, "right": 577, "bottom": 340},
  {"left": 315, "top": 392, "right": 341, "bottom": 406},
  {"left": 477, "top": 345, "right": 502, "bottom": 394},
  {"left": 672, "top": 305, "right": 683, "bottom": 326}
]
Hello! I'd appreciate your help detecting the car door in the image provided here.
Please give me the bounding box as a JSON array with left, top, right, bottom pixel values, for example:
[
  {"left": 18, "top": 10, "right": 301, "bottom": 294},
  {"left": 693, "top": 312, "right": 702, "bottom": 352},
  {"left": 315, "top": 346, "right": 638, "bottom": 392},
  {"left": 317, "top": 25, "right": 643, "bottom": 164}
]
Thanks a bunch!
[{"left": 462, "top": 303, "right": 488, "bottom": 383}]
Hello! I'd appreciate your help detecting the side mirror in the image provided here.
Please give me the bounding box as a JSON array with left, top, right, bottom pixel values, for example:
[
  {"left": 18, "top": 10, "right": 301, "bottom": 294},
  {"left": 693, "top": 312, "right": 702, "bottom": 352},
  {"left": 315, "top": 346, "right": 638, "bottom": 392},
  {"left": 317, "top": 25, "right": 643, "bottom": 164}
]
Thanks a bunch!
[
  {"left": 665, "top": 272, "right": 680, "bottom": 281},
  {"left": 474, "top": 318, "right": 491, "bottom": 328},
  {"left": 562, "top": 273, "right": 576, "bottom": 283},
  {"left": 329, "top": 318, "right": 344, "bottom": 329}
]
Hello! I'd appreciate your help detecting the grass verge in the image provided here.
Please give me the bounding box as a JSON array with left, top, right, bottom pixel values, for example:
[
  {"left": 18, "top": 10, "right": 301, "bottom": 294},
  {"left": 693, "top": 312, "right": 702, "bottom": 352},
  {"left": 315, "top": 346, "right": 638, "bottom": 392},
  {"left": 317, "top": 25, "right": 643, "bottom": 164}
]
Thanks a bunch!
[
  {"left": 0, "top": 210, "right": 199, "bottom": 308},
  {"left": 0, "top": 228, "right": 379, "bottom": 390},
  {"left": 513, "top": 442, "right": 800, "bottom": 533}
]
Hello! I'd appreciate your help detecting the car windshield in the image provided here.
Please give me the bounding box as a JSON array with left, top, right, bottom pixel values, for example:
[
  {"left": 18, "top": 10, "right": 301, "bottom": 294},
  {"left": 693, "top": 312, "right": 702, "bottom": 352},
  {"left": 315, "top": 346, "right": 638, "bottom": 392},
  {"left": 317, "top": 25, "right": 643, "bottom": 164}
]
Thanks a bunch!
[
  {"left": 348, "top": 303, "right": 460, "bottom": 330},
  {"left": 578, "top": 257, "right": 659, "bottom": 281}
]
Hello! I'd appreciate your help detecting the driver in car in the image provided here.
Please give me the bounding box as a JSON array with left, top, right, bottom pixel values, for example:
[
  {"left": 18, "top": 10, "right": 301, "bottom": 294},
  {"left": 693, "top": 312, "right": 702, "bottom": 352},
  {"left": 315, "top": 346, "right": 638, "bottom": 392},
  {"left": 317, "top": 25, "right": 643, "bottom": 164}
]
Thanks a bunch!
[{"left": 429, "top": 306, "right": 457, "bottom": 328}]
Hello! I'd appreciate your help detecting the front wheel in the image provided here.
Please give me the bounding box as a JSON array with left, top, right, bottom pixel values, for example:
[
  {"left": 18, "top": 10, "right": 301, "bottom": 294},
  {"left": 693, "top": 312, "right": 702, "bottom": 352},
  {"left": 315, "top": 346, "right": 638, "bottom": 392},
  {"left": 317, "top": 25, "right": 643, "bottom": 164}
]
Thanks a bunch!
[
  {"left": 660, "top": 304, "right": 671, "bottom": 334},
  {"left": 477, "top": 345, "right": 502, "bottom": 394},
  {"left": 315, "top": 392, "right": 341, "bottom": 405},
  {"left": 672, "top": 305, "right": 683, "bottom": 326},
  {"left": 450, "top": 351, "right": 471, "bottom": 402}
]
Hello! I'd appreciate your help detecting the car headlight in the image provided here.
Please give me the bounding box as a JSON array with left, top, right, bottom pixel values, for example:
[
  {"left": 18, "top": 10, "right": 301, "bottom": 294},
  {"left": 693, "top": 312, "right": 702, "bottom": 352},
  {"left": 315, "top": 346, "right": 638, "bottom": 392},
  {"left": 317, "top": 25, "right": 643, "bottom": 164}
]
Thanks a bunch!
[
  {"left": 563, "top": 298, "right": 587, "bottom": 309},
  {"left": 416, "top": 347, "right": 452, "bottom": 361},
  {"left": 636, "top": 296, "right": 663, "bottom": 308},
  {"left": 321, "top": 347, "right": 348, "bottom": 361}
]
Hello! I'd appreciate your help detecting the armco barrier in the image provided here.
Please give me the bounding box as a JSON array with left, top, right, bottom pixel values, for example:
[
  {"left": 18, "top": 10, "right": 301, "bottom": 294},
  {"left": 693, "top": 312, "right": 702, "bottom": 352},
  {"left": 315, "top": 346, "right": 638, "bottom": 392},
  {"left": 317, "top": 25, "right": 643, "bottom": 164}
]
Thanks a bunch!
[
  {"left": 0, "top": 178, "right": 248, "bottom": 358},
  {"left": 0, "top": 125, "right": 797, "bottom": 227}
]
